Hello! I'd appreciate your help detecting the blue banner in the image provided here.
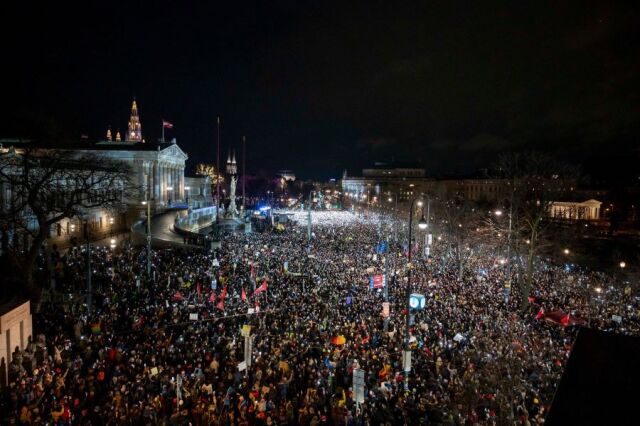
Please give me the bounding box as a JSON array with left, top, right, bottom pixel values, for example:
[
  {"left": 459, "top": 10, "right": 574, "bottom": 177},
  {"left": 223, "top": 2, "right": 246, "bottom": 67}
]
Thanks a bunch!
[{"left": 376, "top": 241, "right": 387, "bottom": 254}]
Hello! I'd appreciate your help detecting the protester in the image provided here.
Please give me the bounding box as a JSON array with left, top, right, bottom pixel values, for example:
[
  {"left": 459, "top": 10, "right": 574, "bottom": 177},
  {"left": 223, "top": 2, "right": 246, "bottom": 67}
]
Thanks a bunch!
[{"left": 2, "top": 210, "right": 637, "bottom": 425}]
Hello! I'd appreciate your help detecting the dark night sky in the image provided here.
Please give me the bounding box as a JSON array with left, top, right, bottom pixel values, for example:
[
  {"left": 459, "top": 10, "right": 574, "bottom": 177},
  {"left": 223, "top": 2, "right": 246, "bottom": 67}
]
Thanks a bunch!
[{"left": 1, "top": 1, "right": 639, "bottom": 182}]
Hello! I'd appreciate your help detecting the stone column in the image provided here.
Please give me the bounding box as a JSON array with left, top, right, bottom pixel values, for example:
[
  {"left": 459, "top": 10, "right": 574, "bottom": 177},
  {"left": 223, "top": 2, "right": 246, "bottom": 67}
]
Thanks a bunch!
[
  {"left": 178, "top": 167, "right": 183, "bottom": 200},
  {"left": 170, "top": 166, "right": 175, "bottom": 197},
  {"left": 153, "top": 162, "right": 159, "bottom": 200},
  {"left": 179, "top": 168, "right": 184, "bottom": 200},
  {"left": 164, "top": 164, "right": 168, "bottom": 201},
  {"left": 160, "top": 163, "right": 165, "bottom": 201},
  {"left": 136, "top": 160, "right": 144, "bottom": 201},
  {"left": 174, "top": 166, "right": 179, "bottom": 200},
  {"left": 146, "top": 162, "right": 152, "bottom": 198}
]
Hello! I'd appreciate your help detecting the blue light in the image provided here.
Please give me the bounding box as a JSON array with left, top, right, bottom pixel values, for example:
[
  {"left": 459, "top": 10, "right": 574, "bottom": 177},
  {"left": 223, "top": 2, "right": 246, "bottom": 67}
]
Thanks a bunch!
[{"left": 259, "top": 206, "right": 271, "bottom": 212}]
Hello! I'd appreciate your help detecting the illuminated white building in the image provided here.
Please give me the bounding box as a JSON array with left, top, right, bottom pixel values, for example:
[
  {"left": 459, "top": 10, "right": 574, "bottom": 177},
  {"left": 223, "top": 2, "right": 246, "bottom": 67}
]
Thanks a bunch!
[{"left": 549, "top": 199, "right": 602, "bottom": 220}]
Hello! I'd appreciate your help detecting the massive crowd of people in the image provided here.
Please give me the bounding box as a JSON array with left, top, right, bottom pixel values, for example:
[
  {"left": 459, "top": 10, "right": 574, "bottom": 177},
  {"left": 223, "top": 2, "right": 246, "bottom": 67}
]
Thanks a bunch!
[{"left": 2, "top": 210, "right": 638, "bottom": 425}]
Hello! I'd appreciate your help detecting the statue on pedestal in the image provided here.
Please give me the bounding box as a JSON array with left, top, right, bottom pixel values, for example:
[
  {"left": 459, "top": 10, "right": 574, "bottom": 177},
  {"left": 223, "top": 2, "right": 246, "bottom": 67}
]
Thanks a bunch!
[{"left": 225, "top": 175, "right": 239, "bottom": 218}]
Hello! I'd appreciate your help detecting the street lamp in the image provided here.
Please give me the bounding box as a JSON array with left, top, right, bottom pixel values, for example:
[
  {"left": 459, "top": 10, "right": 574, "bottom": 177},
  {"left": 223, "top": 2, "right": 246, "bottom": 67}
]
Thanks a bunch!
[
  {"left": 493, "top": 207, "right": 513, "bottom": 300},
  {"left": 563, "top": 248, "right": 570, "bottom": 255},
  {"left": 619, "top": 261, "right": 626, "bottom": 268},
  {"left": 307, "top": 190, "right": 314, "bottom": 242},
  {"left": 404, "top": 197, "right": 428, "bottom": 390},
  {"left": 142, "top": 193, "right": 152, "bottom": 276},
  {"left": 185, "top": 186, "right": 191, "bottom": 206},
  {"left": 82, "top": 218, "right": 92, "bottom": 314}
]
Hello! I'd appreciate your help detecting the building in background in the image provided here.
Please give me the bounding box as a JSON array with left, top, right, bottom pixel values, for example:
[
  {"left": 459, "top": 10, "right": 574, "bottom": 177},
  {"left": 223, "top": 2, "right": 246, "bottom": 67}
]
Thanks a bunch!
[
  {"left": 341, "top": 162, "right": 435, "bottom": 206},
  {"left": 549, "top": 199, "right": 602, "bottom": 220},
  {"left": 0, "top": 299, "right": 32, "bottom": 387},
  {"left": 277, "top": 170, "right": 296, "bottom": 182},
  {"left": 184, "top": 174, "right": 213, "bottom": 209},
  {"left": 435, "top": 178, "right": 507, "bottom": 202},
  {"left": 0, "top": 99, "right": 190, "bottom": 248}
]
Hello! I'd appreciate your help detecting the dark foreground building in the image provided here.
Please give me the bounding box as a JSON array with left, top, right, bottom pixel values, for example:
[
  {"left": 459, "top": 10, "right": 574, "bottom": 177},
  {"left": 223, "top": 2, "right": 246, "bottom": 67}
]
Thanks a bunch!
[{"left": 546, "top": 328, "right": 640, "bottom": 425}]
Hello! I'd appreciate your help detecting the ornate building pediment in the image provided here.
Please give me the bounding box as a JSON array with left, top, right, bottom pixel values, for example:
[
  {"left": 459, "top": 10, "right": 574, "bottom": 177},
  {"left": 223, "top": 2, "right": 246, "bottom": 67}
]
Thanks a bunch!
[{"left": 160, "top": 144, "right": 189, "bottom": 162}]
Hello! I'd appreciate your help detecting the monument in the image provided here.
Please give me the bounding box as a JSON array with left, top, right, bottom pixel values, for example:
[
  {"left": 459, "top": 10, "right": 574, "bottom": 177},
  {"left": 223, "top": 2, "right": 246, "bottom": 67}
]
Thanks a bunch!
[
  {"left": 226, "top": 175, "right": 239, "bottom": 218},
  {"left": 218, "top": 150, "right": 242, "bottom": 229}
]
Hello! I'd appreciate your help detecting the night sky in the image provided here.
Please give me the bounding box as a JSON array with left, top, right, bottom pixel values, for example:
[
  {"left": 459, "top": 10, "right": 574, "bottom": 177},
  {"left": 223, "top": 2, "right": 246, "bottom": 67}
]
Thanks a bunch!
[{"left": 2, "top": 1, "right": 639, "bottom": 181}]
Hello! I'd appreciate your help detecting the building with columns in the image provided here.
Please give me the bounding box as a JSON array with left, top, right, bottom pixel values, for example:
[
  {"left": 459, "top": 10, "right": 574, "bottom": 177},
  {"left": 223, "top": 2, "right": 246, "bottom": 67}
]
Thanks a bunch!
[
  {"left": 549, "top": 199, "right": 602, "bottom": 220},
  {"left": 84, "top": 140, "right": 188, "bottom": 207},
  {"left": 30, "top": 138, "right": 189, "bottom": 245},
  {"left": 0, "top": 99, "right": 190, "bottom": 248},
  {"left": 88, "top": 99, "right": 188, "bottom": 207}
]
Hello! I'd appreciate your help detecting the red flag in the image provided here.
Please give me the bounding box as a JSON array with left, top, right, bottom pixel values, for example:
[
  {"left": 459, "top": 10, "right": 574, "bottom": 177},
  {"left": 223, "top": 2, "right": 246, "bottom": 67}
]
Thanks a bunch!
[
  {"left": 241, "top": 287, "right": 247, "bottom": 302},
  {"left": 216, "top": 299, "right": 224, "bottom": 311},
  {"left": 535, "top": 308, "right": 544, "bottom": 320},
  {"left": 209, "top": 292, "right": 216, "bottom": 302},
  {"left": 221, "top": 286, "right": 228, "bottom": 300},
  {"left": 254, "top": 279, "right": 267, "bottom": 295},
  {"left": 172, "top": 291, "right": 183, "bottom": 301},
  {"left": 560, "top": 314, "right": 570, "bottom": 326},
  {"left": 162, "top": 120, "right": 174, "bottom": 129},
  {"left": 196, "top": 282, "right": 201, "bottom": 296},
  {"left": 528, "top": 296, "right": 536, "bottom": 304}
]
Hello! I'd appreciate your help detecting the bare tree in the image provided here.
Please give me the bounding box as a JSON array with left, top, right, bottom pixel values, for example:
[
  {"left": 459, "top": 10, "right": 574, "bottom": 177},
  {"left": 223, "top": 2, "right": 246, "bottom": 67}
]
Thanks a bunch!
[
  {"left": 434, "top": 191, "right": 482, "bottom": 280},
  {"left": 195, "top": 163, "right": 224, "bottom": 190},
  {"left": 0, "top": 146, "right": 132, "bottom": 298},
  {"left": 495, "top": 152, "right": 578, "bottom": 310}
]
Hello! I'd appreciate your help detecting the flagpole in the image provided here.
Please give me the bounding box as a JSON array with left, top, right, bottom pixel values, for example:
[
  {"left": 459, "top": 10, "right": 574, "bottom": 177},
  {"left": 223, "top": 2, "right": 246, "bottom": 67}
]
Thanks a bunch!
[
  {"left": 242, "top": 136, "right": 246, "bottom": 212},
  {"left": 216, "top": 116, "right": 220, "bottom": 224},
  {"left": 162, "top": 121, "right": 165, "bottom": 143}
]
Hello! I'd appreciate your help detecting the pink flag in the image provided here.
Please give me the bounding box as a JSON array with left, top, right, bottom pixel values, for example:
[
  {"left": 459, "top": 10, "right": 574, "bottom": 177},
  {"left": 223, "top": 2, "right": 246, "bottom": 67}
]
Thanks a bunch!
[
  {"left": 209, "top": 292, "right": 216, "bottom": 302},
  {"left": 216, "top": 299, "right": 224, "bottom": 311},
  {"left": 241, "top": 287, "right": 247, "bottom": 302}
]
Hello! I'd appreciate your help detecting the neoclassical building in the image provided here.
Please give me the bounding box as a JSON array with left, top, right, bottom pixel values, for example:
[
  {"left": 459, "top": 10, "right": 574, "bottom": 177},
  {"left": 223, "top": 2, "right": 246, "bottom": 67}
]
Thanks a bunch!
[
  {"left": 0, "top": 99, "right": 190, "bottom": 248},
  {"left": 87, "top": 141, "right": 188, "bottom": 206},
  {"left": 549, "top": 199, "right": 602, "bottom": 220},
  {"left": 95, "top": 99, "right": 188, "bottom": 207}
]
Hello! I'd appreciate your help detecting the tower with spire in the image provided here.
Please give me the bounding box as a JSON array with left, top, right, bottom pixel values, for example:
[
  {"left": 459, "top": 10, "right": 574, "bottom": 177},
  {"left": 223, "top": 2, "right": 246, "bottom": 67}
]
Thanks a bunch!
[
  {"left": 106, "top": 127, "right": 112, "bottom": 142},
  {"left": 226, "top": 150, "right": 237, "bottom": 175},
  {"left": 126, "top": 98, "right": 143, "bottom": 142}
]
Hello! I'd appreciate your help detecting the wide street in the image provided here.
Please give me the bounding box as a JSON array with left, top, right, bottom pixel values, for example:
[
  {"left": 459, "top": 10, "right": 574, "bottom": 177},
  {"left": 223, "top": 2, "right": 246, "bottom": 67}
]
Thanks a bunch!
[{"left": 4, "top": 210, "right": 638, "bottom": 424}]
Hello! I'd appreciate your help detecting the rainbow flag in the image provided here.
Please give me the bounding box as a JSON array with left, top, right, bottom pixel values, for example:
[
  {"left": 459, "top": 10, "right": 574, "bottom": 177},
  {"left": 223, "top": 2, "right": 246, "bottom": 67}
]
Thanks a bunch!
[{"left": 91, "top": 323, "right": 102, "bottom": 335}]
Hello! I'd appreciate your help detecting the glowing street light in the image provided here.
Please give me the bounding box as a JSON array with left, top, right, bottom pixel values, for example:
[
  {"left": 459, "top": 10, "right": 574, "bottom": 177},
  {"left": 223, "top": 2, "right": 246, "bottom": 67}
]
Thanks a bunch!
[
  {"left": 494, "top": 210, "right": 503, "bottom": 216},
  {"left": 620, "top": 261, "right": 626, "bottom": 268},
  {"left": 418, "top": 214, "right": 428, "bottom": 230},
  {"left": 563, "top": 248, "right": 570, "bottom": 255}
]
